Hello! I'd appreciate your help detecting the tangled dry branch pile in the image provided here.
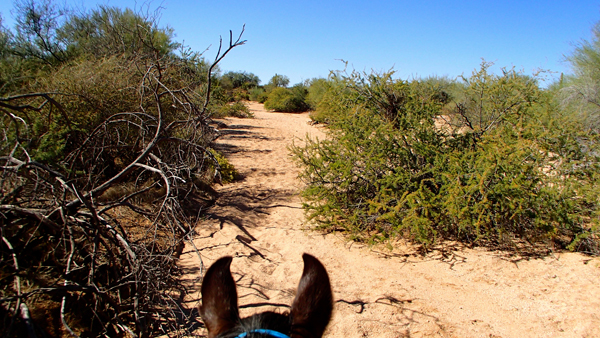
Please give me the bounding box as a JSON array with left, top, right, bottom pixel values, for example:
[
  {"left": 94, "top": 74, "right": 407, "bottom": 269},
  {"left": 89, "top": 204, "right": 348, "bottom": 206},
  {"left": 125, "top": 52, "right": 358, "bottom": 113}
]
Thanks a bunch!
[{"left": 0, "top": 27, "right": 246, "bottom": 337}]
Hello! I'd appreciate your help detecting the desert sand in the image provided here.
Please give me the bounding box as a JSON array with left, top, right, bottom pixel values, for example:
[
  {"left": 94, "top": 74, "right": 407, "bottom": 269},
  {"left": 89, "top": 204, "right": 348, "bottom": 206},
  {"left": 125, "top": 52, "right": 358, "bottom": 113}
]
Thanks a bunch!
[{"left": 179, "top": 102, "right": 600, "bottom": 337}]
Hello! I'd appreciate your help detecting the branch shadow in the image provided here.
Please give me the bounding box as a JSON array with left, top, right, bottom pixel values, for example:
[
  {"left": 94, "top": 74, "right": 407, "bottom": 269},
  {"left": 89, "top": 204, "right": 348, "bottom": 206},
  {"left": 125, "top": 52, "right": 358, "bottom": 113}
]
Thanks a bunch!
[
  {"left": 204, "top": 187, "right": 298, "bottom": 234},
  {"left": 335, "top": 295, "right": 448, "bottom": 338},
  {"left": 217, "top": 123, "right": 275, "bottom": 142},
  {"left": 224, "top": 124, "right": 265, "bottom": 130}
]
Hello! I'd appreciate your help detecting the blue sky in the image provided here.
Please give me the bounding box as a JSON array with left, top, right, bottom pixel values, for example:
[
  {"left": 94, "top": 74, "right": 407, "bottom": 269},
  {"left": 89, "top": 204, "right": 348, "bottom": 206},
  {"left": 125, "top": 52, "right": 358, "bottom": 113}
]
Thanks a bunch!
[{"left": 1, "top": 0, "right": 599, "bottom": 86}]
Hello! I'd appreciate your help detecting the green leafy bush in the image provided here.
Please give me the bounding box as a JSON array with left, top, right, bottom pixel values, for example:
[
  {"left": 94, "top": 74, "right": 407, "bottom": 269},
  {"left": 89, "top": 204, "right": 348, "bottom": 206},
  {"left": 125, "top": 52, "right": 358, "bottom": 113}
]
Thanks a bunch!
[
  {"left": 306, "top": 74, "right": 352, "bottom": 123},
  {"left": 306, "top": 77, "right": 330, "bottom": 110},
  {"left": 558, "top": 21, "right": 600, "bottom": 131},
  {"left": 210, "top": 149, "right": 239, "bottom": 183},
  {"left": 213, "top": 101, "right": 254, "bottom": 118},
  {"left": 264, "top": 86, "right": 310, "bottom": 112},
  {"left": 249, "top": 87, "right": 268, "bottom": 103},
  {"left": 216, "top": 71, "right": 260, "bottom": 103},
  {"left": 292, "top": 65, "right": 600, "bottom": 253}
]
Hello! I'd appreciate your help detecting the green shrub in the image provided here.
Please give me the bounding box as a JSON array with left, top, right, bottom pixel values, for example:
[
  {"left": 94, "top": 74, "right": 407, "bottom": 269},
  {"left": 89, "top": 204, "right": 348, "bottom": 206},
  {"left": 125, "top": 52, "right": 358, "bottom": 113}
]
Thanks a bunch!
[
  {"left": 306, "top": 77, "right": 330, "bottom": 110},
  {"left": 212, "top": 101, "right": 254, "bottom": 118},
  {"left": 221, "top": 71, "right": 260, "bottom": 90},
  {"left": 249, "top": 87, "right": 268, "bottom": 103},
  {"left": 210, "top": 148, "right": 238, "bottom": 183},
  {"left": 558, "top": 20, "right": 600, "bottom": 131},
  {"left": 292, "top": 65, "right": 600, "bottom": 253},
  {"left": 264, "top": 86, "right": 310, "bottom": 112},
  {"left": 307, "top": 77, "right": 347, "bottom": 123},
  {"left": 216, "top": 71, "right": 259, "bottom": 103}
]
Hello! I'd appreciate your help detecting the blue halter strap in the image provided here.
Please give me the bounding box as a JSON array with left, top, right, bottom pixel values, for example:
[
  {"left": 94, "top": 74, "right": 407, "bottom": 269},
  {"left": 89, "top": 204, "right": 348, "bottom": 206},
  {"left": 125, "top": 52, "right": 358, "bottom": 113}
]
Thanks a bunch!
[{"left": 234, "top": 329, "right": 291, "bottom": 338}]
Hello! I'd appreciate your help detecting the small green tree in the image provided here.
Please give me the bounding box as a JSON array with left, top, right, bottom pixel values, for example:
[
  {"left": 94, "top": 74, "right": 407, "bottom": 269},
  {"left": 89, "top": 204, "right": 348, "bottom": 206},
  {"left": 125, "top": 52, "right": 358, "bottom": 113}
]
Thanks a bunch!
[
  {"left": 214, "top": 70, "right": 260, "bottom": 104},
  {"left": 58, "top": 5, "right": 179, "bottom": 60},
  {"left": 221, "top": 70, "right": 260, "bottom": 89},
  {"left": 267, "top": 73, "right": 290, "bottom": 89}
]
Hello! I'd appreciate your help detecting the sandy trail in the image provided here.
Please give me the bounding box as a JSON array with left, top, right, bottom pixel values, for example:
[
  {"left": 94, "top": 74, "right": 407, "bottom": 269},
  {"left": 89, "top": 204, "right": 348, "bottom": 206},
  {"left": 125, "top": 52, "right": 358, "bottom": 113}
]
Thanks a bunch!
[{"left": 179, "top": 102, "right": 600, "bottom": 338}]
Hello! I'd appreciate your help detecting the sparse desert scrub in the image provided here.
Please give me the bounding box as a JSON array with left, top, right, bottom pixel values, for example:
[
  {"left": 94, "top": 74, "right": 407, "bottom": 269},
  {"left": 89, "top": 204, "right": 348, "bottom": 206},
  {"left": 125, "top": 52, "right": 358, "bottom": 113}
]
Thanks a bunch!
[
  {"left": 0, "top": 2, "right": 245, "bottom": 335},
  {"left": 293, "top": 64, "right": 600, "bottom": 254}
]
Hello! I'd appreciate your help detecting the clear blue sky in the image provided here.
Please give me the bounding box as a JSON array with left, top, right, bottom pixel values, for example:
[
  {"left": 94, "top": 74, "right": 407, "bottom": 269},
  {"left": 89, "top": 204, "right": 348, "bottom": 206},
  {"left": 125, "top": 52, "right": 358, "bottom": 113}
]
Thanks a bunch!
[{"left": 1, "top": 0, "right": 599, "bottom": 86}]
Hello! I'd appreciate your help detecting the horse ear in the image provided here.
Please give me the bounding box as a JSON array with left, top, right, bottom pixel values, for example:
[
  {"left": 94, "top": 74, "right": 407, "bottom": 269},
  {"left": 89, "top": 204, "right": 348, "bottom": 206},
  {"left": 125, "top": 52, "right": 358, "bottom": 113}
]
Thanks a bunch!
[
  {"left": 200, "top": 256, "right": 240, "bottom": 338},
  {"left": 290, "top": 254, "right": 333, "bottom": 338}
]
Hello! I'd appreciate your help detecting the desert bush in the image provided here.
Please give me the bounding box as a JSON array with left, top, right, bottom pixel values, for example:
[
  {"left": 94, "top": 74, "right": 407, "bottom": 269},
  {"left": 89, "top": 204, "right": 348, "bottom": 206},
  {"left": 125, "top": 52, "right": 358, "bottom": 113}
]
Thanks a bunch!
[
  {"left": 293, "top": 64, "right": 600, "bottom": 253},
  {"left": 215, "top": 71, "right": 259, "bottom": 104},
  {"left": 264, "top": 85, "right": 310, "bottom": 112},
  {"left": 213, "top": 101, "right": 253, "bottom": 118},
  {"left": 307, "top": 74, "right": 353, "bottom": 123},
  {"left": 249, "top": 86, "right": 268, "bottom": 103},
  {"left": 221, "top": 70, "right": 260, "bottom": 90},
  {"left": 306, "top": 77, "right": 330, "bottom": 110},
  {"left": 293, "top": 70, "right": 444, "bottom": 237},
  {"left": 60, "top": 6, "right": 178, "bottom": 60},
  {"left": 209, "top": 148, "right": 239, "bottom": 183},
  {"left": 0, "top": 1, "right": 246, "bottom": 335}
]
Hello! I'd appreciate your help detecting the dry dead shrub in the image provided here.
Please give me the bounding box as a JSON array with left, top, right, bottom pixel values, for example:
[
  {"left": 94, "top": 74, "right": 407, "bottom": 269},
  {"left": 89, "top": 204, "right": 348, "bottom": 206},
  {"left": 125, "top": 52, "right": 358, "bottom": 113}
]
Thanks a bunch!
[{"left": 1, "top": 23, "right": 246, "bottom": 337}]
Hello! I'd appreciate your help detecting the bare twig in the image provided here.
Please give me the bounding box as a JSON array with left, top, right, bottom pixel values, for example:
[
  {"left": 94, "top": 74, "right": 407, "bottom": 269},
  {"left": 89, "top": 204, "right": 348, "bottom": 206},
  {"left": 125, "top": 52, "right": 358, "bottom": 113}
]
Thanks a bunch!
[
  {"left": 61, "top": 223, "right": 81, "bottom": 338},
  {"left": 201, "top": 25, "right": 247, "bottom": 117},
  {"left": 0, "top": 26, "right": 246, "bottom": 336}
]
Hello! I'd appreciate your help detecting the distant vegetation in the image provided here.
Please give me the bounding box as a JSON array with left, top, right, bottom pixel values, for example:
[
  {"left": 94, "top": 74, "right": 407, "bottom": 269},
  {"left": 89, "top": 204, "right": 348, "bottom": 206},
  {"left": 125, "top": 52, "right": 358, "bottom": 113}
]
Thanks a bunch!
[
  {"left": 211, "top": 70, "right": 258, "bottom": 117},
  {"left": 244, "top": 73, "right": 327, "bottom": 113}
]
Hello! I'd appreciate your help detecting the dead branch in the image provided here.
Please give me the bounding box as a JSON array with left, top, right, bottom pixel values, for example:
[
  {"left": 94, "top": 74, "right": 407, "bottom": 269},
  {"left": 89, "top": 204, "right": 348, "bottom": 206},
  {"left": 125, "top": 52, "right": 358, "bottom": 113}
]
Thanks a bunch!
[
  {"left": 0, "top": 26, "right": 246, "bottom": 336},
  {"left": 201, "top": 24, "right": 247, "bottom": 117}
]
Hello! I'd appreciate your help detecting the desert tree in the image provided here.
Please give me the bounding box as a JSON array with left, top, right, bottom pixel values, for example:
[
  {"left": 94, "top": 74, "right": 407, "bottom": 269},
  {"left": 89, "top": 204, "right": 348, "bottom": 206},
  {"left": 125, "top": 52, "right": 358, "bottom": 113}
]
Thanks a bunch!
[
  {"left": 220, "top": 71, "right": 260, "bottom": 90},
  {"left": 267, "top": 73, "right": 290, "bottom": 88}
]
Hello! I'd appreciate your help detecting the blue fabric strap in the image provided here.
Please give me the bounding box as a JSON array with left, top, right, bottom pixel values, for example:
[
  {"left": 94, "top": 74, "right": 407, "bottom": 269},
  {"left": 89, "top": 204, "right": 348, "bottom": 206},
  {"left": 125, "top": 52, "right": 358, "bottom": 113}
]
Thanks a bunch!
[{"left": 235, "top": 329, "right": 291, "bottom": 338}]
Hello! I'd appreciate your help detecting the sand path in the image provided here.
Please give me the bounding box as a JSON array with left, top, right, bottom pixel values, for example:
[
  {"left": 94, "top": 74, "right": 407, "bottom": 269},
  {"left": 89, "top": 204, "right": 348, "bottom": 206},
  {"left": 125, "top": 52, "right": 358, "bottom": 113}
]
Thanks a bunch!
[{"left": 179, "top": 102, "right": 600, "bottom": 337}]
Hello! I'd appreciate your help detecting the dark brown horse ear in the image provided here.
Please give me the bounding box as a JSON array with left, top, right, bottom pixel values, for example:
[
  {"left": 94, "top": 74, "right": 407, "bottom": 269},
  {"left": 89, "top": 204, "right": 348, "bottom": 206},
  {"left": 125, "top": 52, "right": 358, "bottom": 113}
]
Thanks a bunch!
[
  {"left": 200, "top": 257, "right": 240, "bottom": 338},
  {"left": 290, "top": 254, "right": 333, "bottom": 338}
]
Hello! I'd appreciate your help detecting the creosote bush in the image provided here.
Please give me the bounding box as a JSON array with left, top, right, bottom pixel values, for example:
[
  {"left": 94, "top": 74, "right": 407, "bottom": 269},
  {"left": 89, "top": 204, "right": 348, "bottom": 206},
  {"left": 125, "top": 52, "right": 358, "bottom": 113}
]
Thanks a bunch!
[{"left": 292, "top": 64, "right": 600, "bottom": 253}]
